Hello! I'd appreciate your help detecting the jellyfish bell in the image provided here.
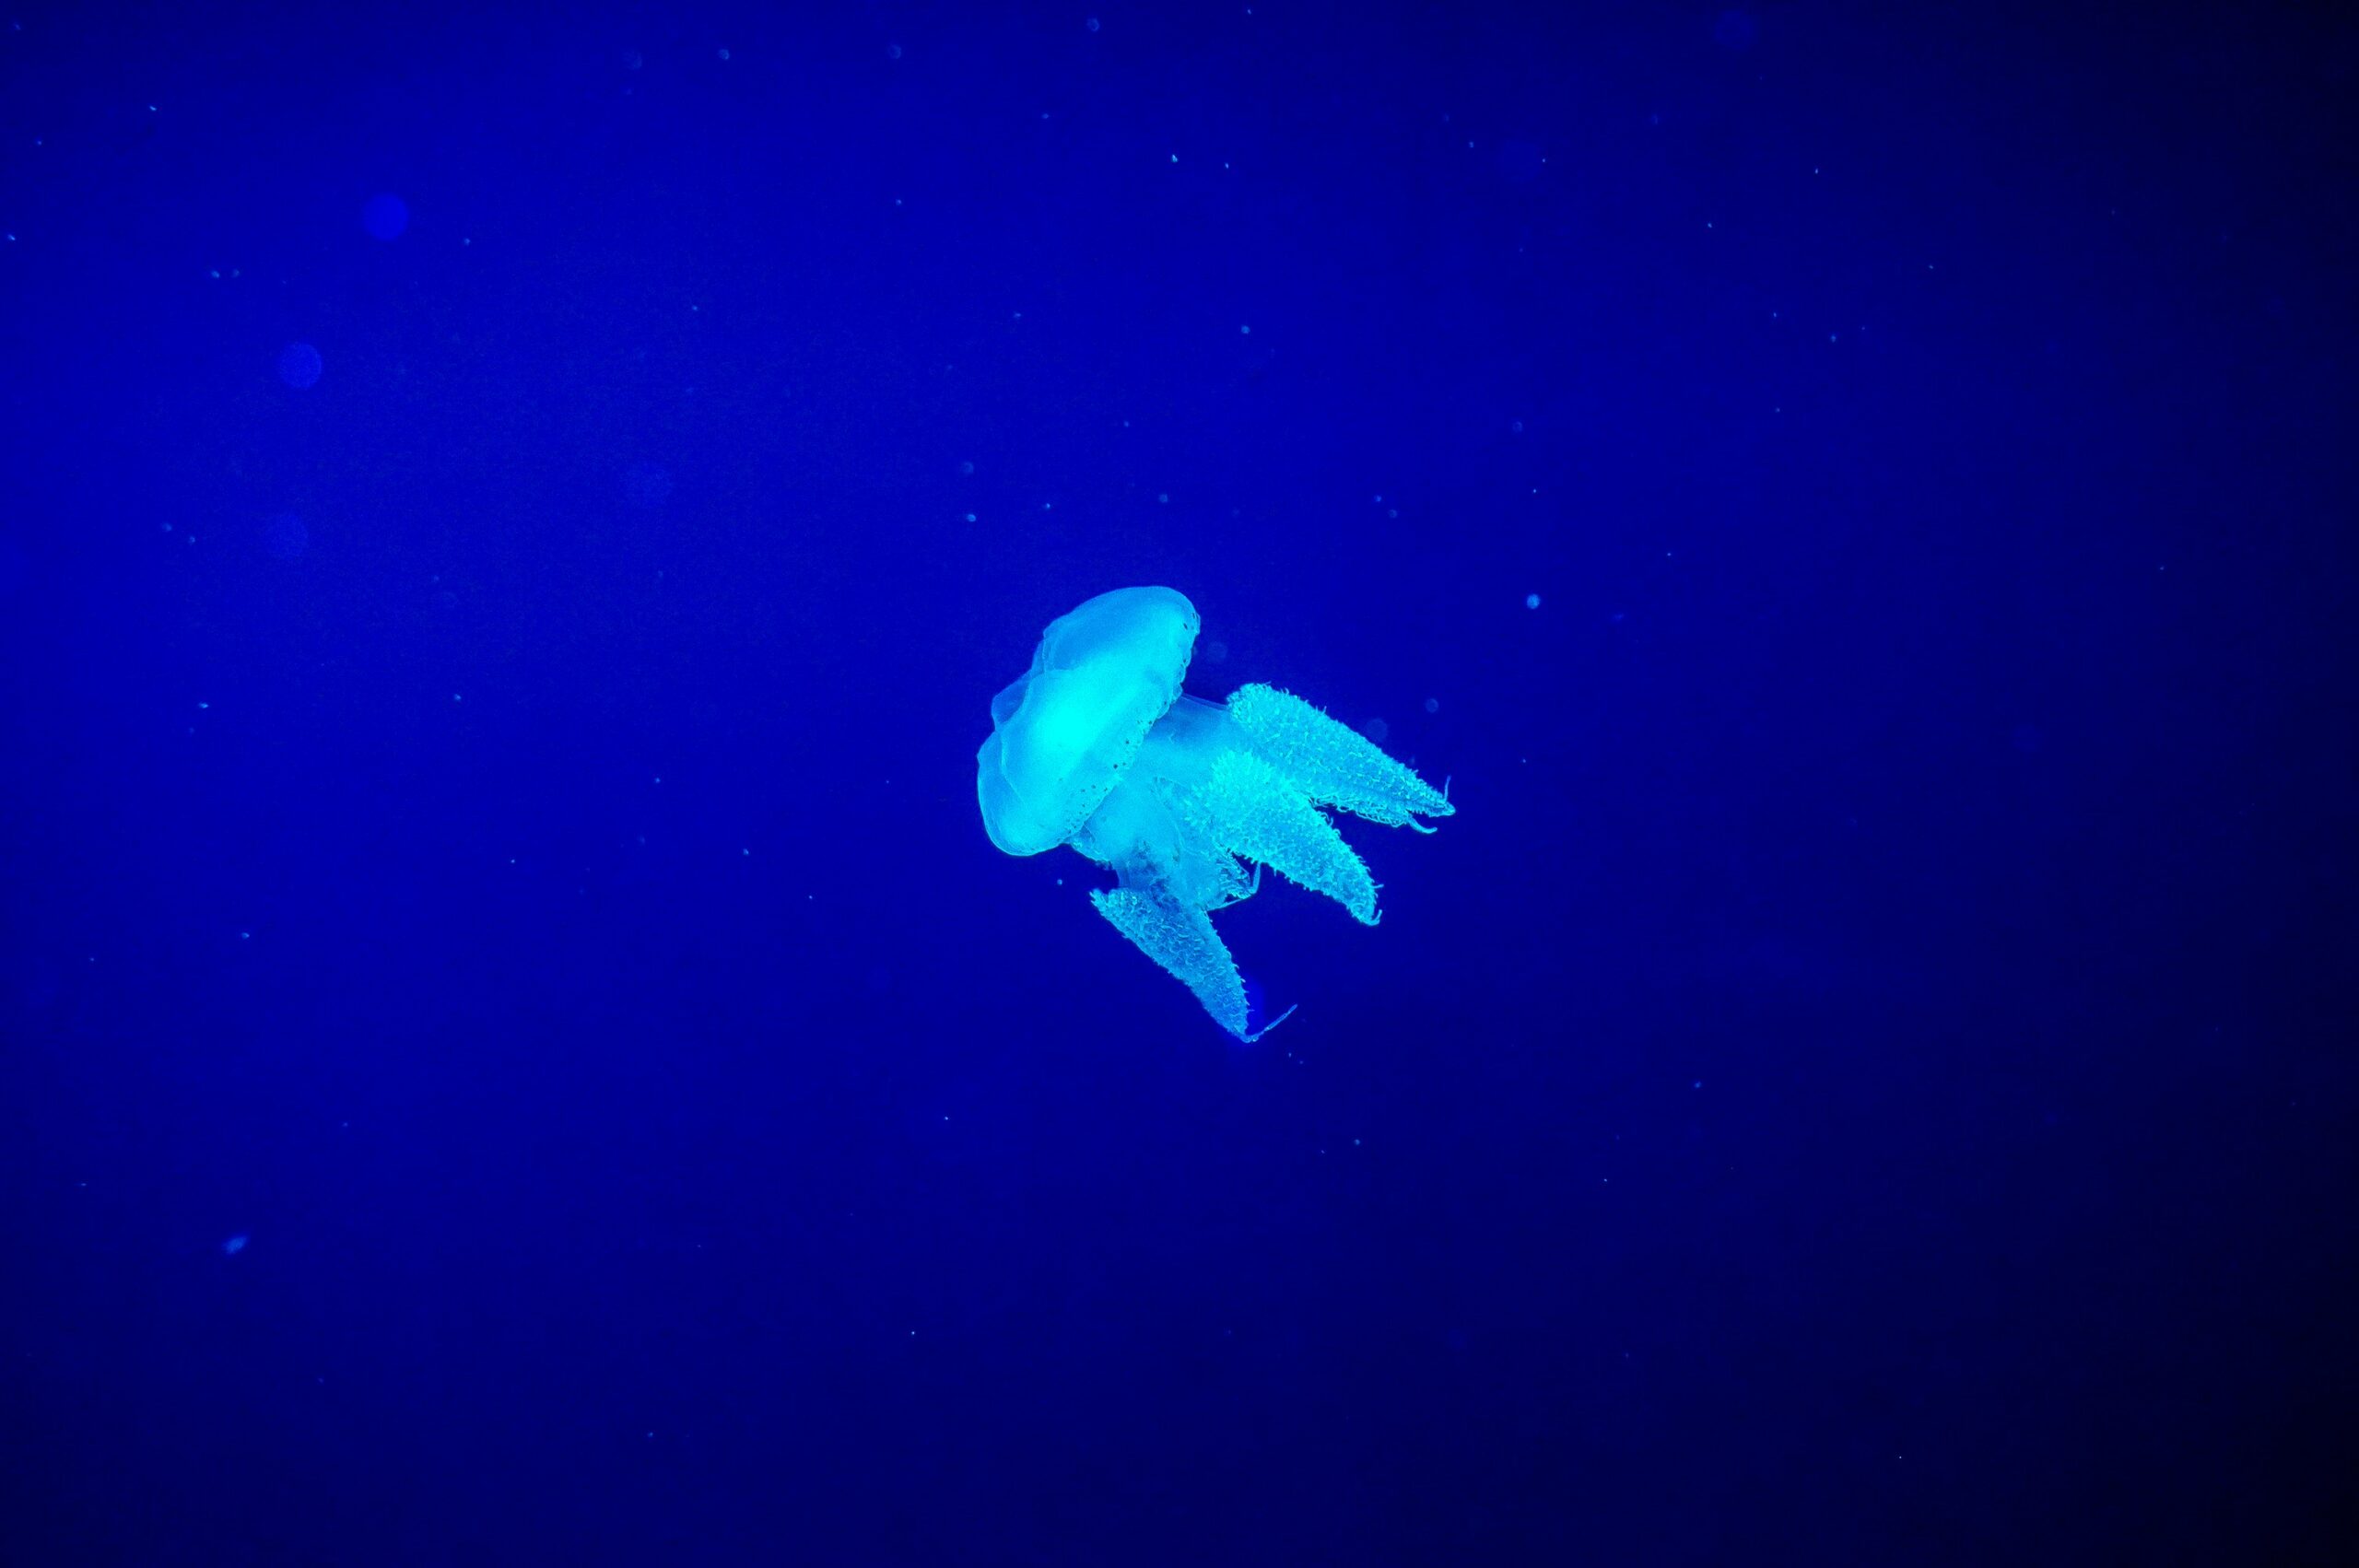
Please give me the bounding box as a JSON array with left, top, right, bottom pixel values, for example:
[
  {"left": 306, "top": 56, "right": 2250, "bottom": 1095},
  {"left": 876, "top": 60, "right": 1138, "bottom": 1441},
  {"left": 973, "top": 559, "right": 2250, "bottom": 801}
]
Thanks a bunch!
[
  {"left": 977, "top": 585, "right": 1452, "bottom": 1041},
  {"left": 976, "top": 585, "right": 1199, "bottom": 858}
]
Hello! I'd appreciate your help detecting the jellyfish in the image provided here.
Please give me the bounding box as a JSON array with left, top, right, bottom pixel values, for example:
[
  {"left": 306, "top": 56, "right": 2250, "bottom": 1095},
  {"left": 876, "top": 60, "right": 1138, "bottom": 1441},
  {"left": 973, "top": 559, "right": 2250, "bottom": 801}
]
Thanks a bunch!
[{"left": 976, "top": 586, "right": 1453, "bottom": 1040}]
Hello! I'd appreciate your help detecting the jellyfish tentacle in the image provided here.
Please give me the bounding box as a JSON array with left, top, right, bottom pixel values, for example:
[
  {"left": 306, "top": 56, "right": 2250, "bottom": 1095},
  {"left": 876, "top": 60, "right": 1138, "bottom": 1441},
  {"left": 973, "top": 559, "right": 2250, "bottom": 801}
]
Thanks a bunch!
[
  {"left": 1138, "top": 774, "right": 1259, "bottom": 911},
  {"left": 1246, "top": 1002, "right": 1298, "bottom": 1042},
  {"left": 1187, "top": 749, "right": 1380, "bottom": 924},
  {"left": 1226, "top": 684, "right": 1454, "bottom": 826},
  {"left": 1091, "top": 883, "right": 1256, "bottom": 1039}
]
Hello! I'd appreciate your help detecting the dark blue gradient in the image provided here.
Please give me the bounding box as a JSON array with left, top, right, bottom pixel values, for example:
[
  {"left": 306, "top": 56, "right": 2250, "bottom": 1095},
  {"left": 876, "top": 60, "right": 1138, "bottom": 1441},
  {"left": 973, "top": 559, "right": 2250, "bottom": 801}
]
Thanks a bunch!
[{"left": 1, "top": 5, "right": 2352, "bottom": 1565}]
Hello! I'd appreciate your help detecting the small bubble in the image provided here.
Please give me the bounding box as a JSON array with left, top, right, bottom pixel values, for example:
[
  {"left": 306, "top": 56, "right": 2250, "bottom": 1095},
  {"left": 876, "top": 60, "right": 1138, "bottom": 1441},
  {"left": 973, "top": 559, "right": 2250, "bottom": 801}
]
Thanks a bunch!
[
  {"left": 1525, "top": 592, "right": 1542, "bottom": 610},
  {"left": 276, "top": 342, "right": 323, "bottom": 390},
  {"left": 624, "top": 462, "right": 674, "bottom": 507},
  {"left": 262, "top": 512, "right": 309, "bottom": 559},
  {"left": 1424, "top": 696, "right": 1439, "bottom": 714},
  {"left": 361, "top": 193, "right": 409, "bottom": 240}
]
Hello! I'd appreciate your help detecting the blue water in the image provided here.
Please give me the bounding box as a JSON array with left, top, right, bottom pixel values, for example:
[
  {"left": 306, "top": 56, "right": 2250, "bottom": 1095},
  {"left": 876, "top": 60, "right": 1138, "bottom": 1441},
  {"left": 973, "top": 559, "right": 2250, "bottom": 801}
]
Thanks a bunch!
[{"left": 3, "top": 6, "right": 2352, "bottom": 1562}]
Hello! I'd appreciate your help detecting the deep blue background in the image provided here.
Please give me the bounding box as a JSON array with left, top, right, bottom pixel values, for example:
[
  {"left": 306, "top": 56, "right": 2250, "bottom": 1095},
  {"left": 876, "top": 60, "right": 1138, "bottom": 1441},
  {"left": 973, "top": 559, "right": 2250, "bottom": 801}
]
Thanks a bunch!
[{"left": 3, "top": 3, "right": 2353, "bottom": 1562}]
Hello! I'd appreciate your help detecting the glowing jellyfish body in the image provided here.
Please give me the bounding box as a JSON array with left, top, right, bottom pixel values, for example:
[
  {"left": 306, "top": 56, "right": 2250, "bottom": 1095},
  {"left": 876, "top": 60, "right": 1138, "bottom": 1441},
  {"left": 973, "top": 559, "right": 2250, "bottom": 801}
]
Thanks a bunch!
[{"left": 978, "top": 587, "right": 1453, "bottom": 1040}]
